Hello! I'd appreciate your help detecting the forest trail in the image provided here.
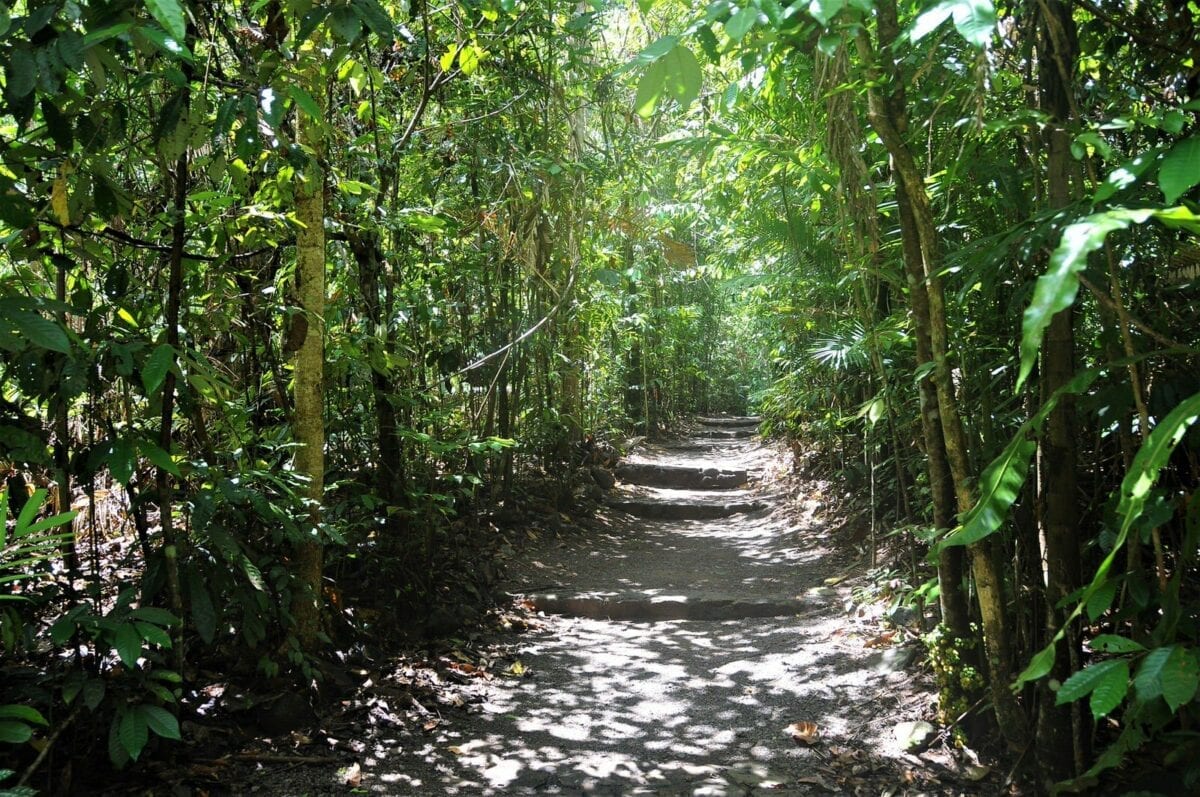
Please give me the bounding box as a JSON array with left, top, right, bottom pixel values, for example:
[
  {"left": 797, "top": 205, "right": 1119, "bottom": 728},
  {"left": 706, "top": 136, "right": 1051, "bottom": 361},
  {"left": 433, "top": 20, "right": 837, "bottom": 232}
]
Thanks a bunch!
[{"left": 243, "top": 420, "right": 946, "bottom": 795}]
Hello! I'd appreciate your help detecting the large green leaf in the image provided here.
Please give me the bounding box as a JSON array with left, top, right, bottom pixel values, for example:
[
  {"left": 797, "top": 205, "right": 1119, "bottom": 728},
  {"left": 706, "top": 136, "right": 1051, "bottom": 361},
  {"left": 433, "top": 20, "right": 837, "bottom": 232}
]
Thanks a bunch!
[
  {"left": 1160, "top": 647, "right": 1199, "bottom": 712},
  {"left": 911, "top": 0, "right": 995, "bottom": 47},
  {"left": 808, "top": 0, "right": 847, "bottom": 26},
  {"left": 949, "top": 0, "right": 996, "bottom": 48},
  {"left": 635, "top": 58, "right": 667, "bottom": 118},
  {"left": 11, "top": 308, "right": 70, "bottom": 353},
  {"left": 1159, "top": 136, "right": 1200, "bottom": 205},
  {"left": 1018, "top": 389, "right": 1200, "bottom": 688},
  {"left": 118, "top": 707, "right": 149, "bottom": 760},
  {"left": 144, "top": 0, "right": 187, "bottom": 43},
  {"left": 724, "top": 6, "right": 759, "bottom": 41},
  {"left": 1089, "top": 660, "right": 1131, "bottom": 719},
  {"left": 1056, "top": 659, "right": 1128, "bottom": 720},
  {"left": 940, "top": 367, "right": 1099, "bottom": 550},
  {"left": 142, "top": 343, "right": 175, "bottom": 396},
  {"left": 0, "top": 721, "right": 32, "bottom": 744},
  {"left": 138, "top": 704, "right": 181, "bottom": 740},
  {"left": 114, "top": 622, "right": 142, "bottom": 668},
  {"left": 1017, "top": 209, "right": 1153, "bottom": 390}
]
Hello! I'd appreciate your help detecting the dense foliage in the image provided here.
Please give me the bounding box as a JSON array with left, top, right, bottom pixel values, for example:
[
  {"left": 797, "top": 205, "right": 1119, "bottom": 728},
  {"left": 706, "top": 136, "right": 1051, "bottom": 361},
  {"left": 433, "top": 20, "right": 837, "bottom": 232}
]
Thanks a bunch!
[{"left": 1, "top": 0, "right": 1199, "bottom": 792}]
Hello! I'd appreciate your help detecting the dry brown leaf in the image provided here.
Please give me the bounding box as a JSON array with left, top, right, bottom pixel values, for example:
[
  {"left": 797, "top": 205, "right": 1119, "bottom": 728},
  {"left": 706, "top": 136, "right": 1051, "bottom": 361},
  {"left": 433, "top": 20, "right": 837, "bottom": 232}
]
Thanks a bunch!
[
  {"left": 447, "top": 745, "right": 465, "bottom": 755},
  {"left": 342, "top": 763, "right": 362, "bottom": 787},
  {"left": 785, "top": 721, "right": 821, "bottom": 745},
  {"left": 422, "top": 719, "right": 440, "bottom": 732},
  {"left": 864, "top": 631, "right": 896, "bottom": 648}
]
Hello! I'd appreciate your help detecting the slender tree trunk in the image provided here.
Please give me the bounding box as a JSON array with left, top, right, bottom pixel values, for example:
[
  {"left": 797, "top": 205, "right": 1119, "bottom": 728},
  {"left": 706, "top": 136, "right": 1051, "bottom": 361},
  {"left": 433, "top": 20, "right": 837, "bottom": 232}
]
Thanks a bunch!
[
  {"left": 894, "top": 187, "right": 969, "bottom": 637},
  {"left": 1035, "top": 0, "right": 1086, "bottom": 780},
  {"left": 857, "top": 0, "right": 1027, "bottom": 748},
  {"left": 156, "top": 143, "right": 188, "bottom": 677},
  {"left": 290, "top": 53, "right": 327, "bottom": 650}
]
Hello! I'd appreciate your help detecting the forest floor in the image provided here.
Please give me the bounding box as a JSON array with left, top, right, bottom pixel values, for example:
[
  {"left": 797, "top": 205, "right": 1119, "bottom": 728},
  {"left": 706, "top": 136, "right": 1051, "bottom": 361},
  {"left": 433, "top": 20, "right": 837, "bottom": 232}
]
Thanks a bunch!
[{"left": 176, "top": 422, "right": 1011, "bottom": 795}]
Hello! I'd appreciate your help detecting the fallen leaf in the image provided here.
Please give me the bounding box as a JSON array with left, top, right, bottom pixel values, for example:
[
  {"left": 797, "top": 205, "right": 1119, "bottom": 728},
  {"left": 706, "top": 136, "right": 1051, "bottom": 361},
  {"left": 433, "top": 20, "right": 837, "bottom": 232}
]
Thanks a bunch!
[
  {"left": 785, "top": 721, "right": 821, "bottom": 745},
  {"left": 864, "top": 631, "right": 896, "bottom": 649},
  {"left": 342, "top": 763, "right": 362, "bottom": 787},
  {"left": 506, "top": 660, "right": 526, "bottom": 676},
  {"left": 422, "top": 719, "right": 440, "bottom": 732},
  {"left": 447, "top": 745, "right": 465, "bottom": 755}
]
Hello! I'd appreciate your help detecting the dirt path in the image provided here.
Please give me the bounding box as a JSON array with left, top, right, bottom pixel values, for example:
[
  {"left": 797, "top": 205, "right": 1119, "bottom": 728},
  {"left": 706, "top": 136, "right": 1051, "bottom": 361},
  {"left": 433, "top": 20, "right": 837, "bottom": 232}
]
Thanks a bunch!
[{"left": 243, "top": 422, "right": 963, "bottom": 795}]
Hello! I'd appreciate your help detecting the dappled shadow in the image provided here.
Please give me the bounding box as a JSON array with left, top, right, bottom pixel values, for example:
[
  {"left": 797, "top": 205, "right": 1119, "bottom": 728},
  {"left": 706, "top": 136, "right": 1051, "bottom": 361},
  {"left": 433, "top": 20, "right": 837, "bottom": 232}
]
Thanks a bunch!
[{"left": 250, "top": 432, "right": 966, "bottom": 795}]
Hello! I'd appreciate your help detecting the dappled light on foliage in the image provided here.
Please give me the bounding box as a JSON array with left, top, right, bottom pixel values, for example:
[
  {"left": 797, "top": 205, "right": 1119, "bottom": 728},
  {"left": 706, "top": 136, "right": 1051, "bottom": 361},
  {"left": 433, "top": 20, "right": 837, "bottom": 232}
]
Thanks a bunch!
[{"left": 3, "top": 0, "right": 1200, "bottom": 792}]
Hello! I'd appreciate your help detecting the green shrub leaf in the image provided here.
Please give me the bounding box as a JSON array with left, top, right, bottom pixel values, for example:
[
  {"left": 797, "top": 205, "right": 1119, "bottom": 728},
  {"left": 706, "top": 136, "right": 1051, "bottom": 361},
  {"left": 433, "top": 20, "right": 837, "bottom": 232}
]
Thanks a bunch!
[
  {"left": 114, "top": 622, "right": 142, "bottom": 668},
  {"left": 1159, "top": 136, "right": 1200, "bottom": 204},
  {"left": 118, "top": 707, "right": 148, "bottom": 760},
  {"left": 1089, "top": 660, "right": 1130, "bottom": 719},
  {"left": 138, "top": 704, "right": 181, "bottom": 740},
  {"left": 144, "top": 0, "right": 187, "bottom": 43}
]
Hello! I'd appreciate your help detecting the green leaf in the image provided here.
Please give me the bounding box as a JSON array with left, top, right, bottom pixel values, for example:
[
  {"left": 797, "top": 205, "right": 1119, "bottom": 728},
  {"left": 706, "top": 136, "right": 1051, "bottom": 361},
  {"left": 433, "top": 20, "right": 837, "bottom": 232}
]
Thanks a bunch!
[
  {"left": 137, "top": 704, "right": 181, "bottom": 740},
  {"left": 15, "top": 489, "right": 46, "bottom": 533},
  {"left": 633, "top": 35, "right": 679, "bottom": 65},
  {"left": 940, "top": 436, "right": 1035, "bottom": 548},
  {"left": 635, "top": 57, "right": 667, "bottom": 118},
  {"left": 142, "top": 343, "right": 175, "bottom": 396},
  {"left": 287, "top": 85, "right": 323, "bottom": 123},
  {"left": 1093, "top": 148, "right": 1161, "bottom": 203},
  {"left": 662, "top": 45, "right": 702, "bottom": 110},
  {"left": 350, "top": 0, "right": 394, "bottom": 39},
  {"left": 1161, "top": 647, "right": 1199, "bottom": 712},
  {"left": 106, "top": 438, "right": 136, "bottom": 485},
  {"left": 808, "top": 0, "right": 847, "bottom": 26},
  {"left": 724, "top": 6, "right": 759, "bottom": 41},
  {"left": 1060, "top": 657, "right": 1123, "bottom": 705},
  {"left": 0, "top": 721, "right": 32, "bottom": 744},
  {"left": 0, "top": 705, "right": 47, "bottom": 726},
  {"left": 950, "top": 0, "right": 995, "bottom": 48},
  {"left": 1159, "top": 136, "right": 1200, "bottom": 205},
  {"left": 144, "top": 0, "right": 187, "bottom": 43},
  {"left": 118, "top": 707, "right": 149, "bottom": 760},
  {"left": 329, "top": 5, "right": 362, "bottom": 43},
  {"left": 139, "top": 440, "right": 181, "bottom": 477},
  {"left": 134, "top": 621, "right": 173, "bottom": 648},
  {"left": 1089, "top": 660, "right": 1130, "bottom": 719},
  {"left": 911, "top": 0, "right": 953, "bottom": 41},
  {"left": 1016, "top": 644, "right": 1057, "bottom": 687},
  {"left": 5, "top": 45, "right": 38, "bottom": 99},
  {"left": 187, "top": 570, "right": 217, "bottom": 644},
  {"left": 114, "top": 622, "right": 142, "bottom": 668},
  {"left": 1134, "top": 646, "right": 1173, "bottom": 702},
  {"left": 130, "top": 607, "right": 180, "bottom": 626},
  {"left": 12, "top": 309, "right": 70, "bottom": 353},
  {"left": 1091, "top": 634, "right": 1145, "bottom": 654},
  {"left": 83, "top": 679, "right": 106, "bottom": 711},
  {"left": 1086, "top": 579, "right": 1118, "bottom": 621},
  {"left": 1017, "top": 209, "right": 1153, "bottom": 390}
]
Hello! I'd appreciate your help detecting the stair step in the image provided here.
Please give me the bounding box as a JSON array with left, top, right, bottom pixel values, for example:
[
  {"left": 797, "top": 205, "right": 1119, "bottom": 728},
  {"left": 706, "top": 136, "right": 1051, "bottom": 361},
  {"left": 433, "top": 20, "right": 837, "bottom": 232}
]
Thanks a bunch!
[
  {"left": 525, "top": 593, "right": 808, "bottom": 622},
  {"left": 615, "top": 463, "right": 748, "bottom": 490},
  {"left": 607, "top": 499, "right": 767, "bottom": 520}
]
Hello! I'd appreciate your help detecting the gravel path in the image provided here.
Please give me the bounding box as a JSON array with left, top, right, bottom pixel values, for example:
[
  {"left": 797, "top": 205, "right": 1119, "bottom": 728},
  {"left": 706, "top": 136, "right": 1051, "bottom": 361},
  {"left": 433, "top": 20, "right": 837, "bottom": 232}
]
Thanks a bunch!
[{"left": 243, "top": 423, "right": 946, "bottom": 795}]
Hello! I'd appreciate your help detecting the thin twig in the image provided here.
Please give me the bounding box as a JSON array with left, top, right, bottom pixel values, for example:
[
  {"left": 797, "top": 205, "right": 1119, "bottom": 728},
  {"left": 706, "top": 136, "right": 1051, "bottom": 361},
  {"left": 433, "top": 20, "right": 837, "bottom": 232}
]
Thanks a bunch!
[
  {"left": 18, "top": 703, "right": 82, "bottom": 788},
  {"left": 1078, "top": 275, "right": 1184, "bottom": 349}
]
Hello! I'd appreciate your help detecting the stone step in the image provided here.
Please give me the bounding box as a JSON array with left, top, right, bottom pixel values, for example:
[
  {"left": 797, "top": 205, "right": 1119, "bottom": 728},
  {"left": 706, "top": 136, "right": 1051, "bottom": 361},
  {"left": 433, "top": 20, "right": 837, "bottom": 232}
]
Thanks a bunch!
[
  {"left": 615, "top": 463, "right": 748, "bottom": 490},
  {"left": 525, "top": 593, "right": 808, "bottom": 622},
  {"left": 697, "top": 428, "right": 755, "bottom": 439},
  {"left": 697, "top": 416, "right": 761, "bottom": 428},
  {"left": 607, "top": 499, "right": 767, "bottom": 520}
]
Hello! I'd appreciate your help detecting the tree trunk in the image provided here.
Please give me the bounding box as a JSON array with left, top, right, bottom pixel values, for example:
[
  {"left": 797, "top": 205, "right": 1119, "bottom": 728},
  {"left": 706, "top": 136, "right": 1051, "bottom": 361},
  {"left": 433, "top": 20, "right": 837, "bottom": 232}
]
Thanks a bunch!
[
  {"left": 1034, "top": 0, "right": 1086, "bottom": 781},
  {"left": 290, "top": 53, "right": 327, "bottom": 651},
  {"left": 856, "top": 0, "right": 1027, "bottom": 749}
]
